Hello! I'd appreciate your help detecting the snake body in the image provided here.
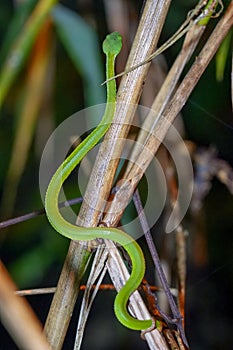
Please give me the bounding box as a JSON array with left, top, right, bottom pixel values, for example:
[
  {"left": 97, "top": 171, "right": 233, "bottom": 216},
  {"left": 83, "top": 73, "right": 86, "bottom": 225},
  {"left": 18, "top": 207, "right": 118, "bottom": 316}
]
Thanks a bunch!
[{"left": 45, "top": 32, "right": 152, "bottom": 330}]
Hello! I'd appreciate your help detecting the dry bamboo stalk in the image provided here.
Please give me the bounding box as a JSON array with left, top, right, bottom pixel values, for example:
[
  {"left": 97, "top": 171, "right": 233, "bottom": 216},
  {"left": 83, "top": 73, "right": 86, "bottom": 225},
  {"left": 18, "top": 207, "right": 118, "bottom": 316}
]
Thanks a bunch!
[{"left": 44, "top": 1, "right": 172, "bottom": 349}]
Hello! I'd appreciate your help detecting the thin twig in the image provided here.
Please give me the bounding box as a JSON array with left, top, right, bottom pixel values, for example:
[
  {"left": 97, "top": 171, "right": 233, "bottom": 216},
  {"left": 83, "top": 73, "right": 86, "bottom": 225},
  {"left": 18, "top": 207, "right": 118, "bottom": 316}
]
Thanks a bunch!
[
  {"left": 15, "top": 284, "right": 167, "bottom": 297},
  {"left": 132, "top": 190, "right": 179, "bottom": 320},
  {"left": 164, "top": 156, "right": 188, "bottom": 327},
  {"left": 103, "top": 0, "right": 223, "bottom": 83},
  {"left": 175, "top": 226, "right": 187, "bottom": 327},
  {"left": 132, "top": 190, "right": 189, "bottom": 349},
  {"left": 0, "top": 197, "right": 83, "bottom": 230}
]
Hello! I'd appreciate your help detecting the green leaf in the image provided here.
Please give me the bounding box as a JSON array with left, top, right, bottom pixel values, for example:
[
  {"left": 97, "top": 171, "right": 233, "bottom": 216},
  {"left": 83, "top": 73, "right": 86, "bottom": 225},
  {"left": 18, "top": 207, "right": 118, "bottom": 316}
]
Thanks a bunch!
[
  {"left": 52, "top": 4, "right": 105, "bottom": 106},
  {"left": 0, "top": 0, "right": 37, "bottom": 65},
  {"left": 216, "top": 29, "right": 233, "bottom": 82}
]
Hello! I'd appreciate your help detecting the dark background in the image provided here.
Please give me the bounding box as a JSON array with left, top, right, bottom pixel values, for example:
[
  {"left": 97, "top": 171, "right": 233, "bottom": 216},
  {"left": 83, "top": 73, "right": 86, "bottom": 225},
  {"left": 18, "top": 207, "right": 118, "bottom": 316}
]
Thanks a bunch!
[{"left": 0, "top": 1, "right": 233, "bottom": 349}]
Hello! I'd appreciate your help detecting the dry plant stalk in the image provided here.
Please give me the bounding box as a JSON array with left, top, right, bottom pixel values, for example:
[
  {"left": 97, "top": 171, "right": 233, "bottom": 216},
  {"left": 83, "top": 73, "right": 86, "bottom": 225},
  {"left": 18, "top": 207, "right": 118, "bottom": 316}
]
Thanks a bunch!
[
  {"left": 104, "top": 1, "right": 233, "bottom": 227},
  {"left": 0, "top": 262, "right": 51, "bottom": 350},
  {"left": 105, "top": 240, "right": 169, "bottom": 350},
  {"left": 44, "top": 1, "right": 233, "bottom": 349}
]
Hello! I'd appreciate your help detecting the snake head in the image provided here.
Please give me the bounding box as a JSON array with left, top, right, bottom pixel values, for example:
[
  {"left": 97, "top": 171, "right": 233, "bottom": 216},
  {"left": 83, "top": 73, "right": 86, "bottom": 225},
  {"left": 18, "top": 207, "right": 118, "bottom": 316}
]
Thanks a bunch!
[{"left": 103, "top": 32, "right": 122, "bottom": 56}]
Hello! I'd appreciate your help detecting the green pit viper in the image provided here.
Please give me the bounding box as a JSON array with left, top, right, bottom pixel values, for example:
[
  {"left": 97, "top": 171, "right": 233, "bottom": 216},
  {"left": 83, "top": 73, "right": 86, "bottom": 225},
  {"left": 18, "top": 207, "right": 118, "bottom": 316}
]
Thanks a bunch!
[{"left": 45, "top": 32, "right": 152, "bottom": 331}]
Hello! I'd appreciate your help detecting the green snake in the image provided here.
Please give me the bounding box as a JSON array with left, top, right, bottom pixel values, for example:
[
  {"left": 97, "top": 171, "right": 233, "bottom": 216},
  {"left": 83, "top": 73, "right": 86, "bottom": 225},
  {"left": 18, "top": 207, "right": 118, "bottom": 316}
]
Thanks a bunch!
[{"left": 45, "top": 32, "right": 152, "bottom": 331}]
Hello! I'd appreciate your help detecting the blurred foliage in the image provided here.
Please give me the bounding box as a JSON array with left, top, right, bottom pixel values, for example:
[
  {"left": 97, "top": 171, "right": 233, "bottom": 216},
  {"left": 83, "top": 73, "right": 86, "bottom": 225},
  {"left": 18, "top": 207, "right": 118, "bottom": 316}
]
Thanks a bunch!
[
  {"left": 0, "top": 0, "right": 105, "bottom": 285},
  {"left": 0, "top": 1, "right": 233, "bottom": 349},
  {"left": 0, "top": 0, "right": 105, "bottom": 275}
]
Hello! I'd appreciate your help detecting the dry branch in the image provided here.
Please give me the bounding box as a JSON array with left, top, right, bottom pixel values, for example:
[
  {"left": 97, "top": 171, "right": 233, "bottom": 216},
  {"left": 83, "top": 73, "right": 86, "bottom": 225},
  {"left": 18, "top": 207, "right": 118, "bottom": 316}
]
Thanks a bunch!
[{"left": 0, "top": 262, "right": 51, "bottom": 350}]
